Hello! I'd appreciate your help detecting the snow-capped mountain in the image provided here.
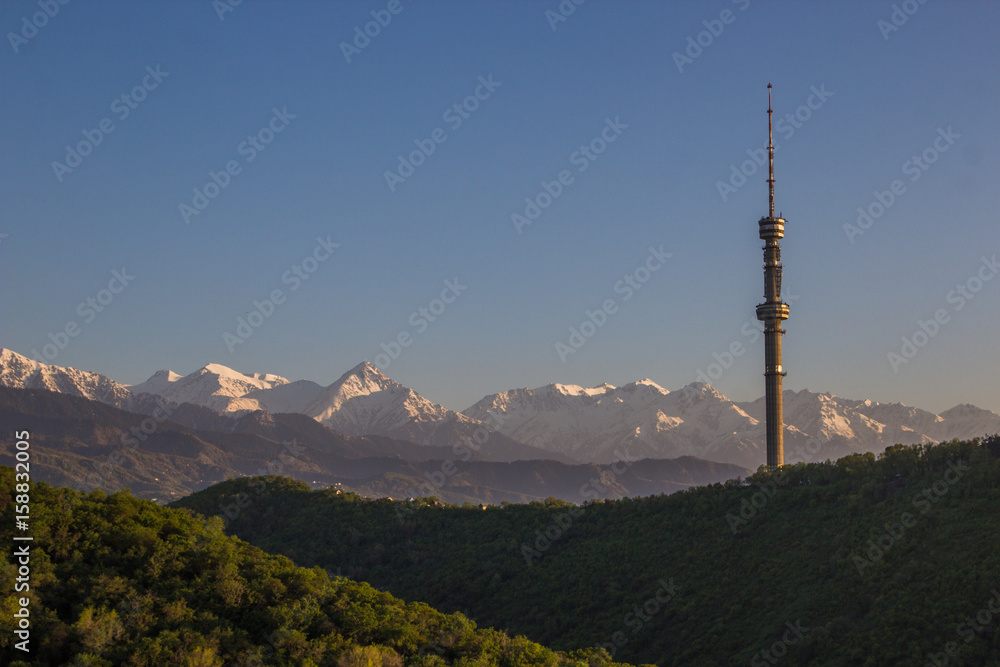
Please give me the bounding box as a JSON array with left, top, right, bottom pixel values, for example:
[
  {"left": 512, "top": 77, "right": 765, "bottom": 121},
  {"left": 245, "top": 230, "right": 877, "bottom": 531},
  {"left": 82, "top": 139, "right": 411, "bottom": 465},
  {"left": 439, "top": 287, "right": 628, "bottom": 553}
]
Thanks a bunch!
[
  {"left": 737, "top": 390, "right": 937, "bottom": 453},
  {"left": 462, "top": 380, "right": 787, "bottom": 467},
  {"left": 287, "top": 362, "right": 565, "bottom": 461},
  {"left": 303, "top": 362, "right": 471, "bottom": 439},
  {"left": 935, "top": 404, "right": 1000, "bottom": 442},
  {"left": 2, "top": 347, "right": 997, "bottom": 468},
  {"left": 0, "top": 348, "right": 135, "bottom": 409},
  {"left": 463, "top": 380, "right": 1000, "bottom": 468},
  {"left": 129, "top": 363, "right": 315, "bottom": 414},
  {"left": 736, "top": 390, "right": 1000, "bottom": 458},
  {"left": 0, "top": 350, "right": 556, "bottom": 461},
  {"left": 127, "top": 360, "right": 498, "bottom": 450},
  {"left": 125, "top": 356, "right": 563, "bottom": 460}
]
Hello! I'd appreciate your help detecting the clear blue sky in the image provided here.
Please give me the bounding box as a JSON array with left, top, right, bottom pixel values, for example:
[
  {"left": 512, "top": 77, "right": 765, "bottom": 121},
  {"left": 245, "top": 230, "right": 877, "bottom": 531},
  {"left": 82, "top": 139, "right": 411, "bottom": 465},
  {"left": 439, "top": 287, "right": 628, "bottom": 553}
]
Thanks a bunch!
[{"left": 2, "top": 0, "right": 998, "bottom": 415}]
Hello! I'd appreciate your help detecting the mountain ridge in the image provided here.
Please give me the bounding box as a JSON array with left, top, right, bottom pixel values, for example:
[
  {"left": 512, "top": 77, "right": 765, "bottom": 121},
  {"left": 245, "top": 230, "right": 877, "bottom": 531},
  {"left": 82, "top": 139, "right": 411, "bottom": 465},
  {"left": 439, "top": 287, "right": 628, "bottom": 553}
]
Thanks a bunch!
[
  {"left": 0, "top": 384, "right": 747, "bottom": 504},
  {"left": 2, "top": 347, "right": 997, "bottom": 469}
]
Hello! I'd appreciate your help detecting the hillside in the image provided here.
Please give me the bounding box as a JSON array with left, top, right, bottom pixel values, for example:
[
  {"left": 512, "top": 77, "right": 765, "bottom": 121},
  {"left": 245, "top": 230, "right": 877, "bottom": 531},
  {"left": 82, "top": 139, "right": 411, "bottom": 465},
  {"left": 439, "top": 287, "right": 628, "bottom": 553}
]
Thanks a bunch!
[
  {"left": 175, "top": 437, "right": 1000, "bottom": 665},
  {"left": 0, "top": 468, "right": 636, "bottom": 666},
  {"left": 332, "top": 456, "right": 748, "bottom": 505}
]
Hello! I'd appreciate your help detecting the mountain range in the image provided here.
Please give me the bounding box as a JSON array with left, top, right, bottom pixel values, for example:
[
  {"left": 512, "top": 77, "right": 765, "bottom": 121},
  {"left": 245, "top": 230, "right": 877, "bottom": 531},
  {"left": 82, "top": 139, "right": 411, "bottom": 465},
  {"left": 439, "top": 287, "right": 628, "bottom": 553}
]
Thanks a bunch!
[
  {"left": 465, "top": 380, "right": 1000, "bottom": 468},
  {"left": 2, "top": 347, "right": 998, "bottom": 472},
  {"left": 0, "top": 383, "right": 747, "bottom": 504}
]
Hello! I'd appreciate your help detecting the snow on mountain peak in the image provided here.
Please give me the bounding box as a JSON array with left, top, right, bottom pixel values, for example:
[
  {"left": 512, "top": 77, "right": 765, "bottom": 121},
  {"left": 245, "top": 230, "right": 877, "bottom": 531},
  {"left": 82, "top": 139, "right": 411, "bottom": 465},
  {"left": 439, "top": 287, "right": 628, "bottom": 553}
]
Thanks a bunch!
[
  {"left": 3, "top": 347, "right": 999, "bottom": 468},
  {"left": 621, "top": 379, "right": 669, "bottom": 394},
  {"left": 0, "top": 348, "right": 133, "bottom": 407},
  {"left": 303, "top": 361, "right": 466, "bottom": 440},
  {"left": 672, "top": 382, "right": 728, "bottom": 404},
  {"left": 463, "top": 375, "right": 760, "bottom": 463},
  {"left": 353, "top": 360, "right": 384, "bottom": 374},
  {"left": 200, "top": 362, "right": 241, "bottom": 377},
  {"left": 546, "top": 382, "right": 615, "bottom": 397},
  {"left": 348, "top": 361, "right": 395, "bottom": 385},
  {"left": 328, "top": 361, "right": 399, "bottom": 398},
  {"left": 196, "top": 363, "right": 288, "bottom": 388},
  {"left": 128, "top": 362, "right": 289, "bottom": 413},
  {"left": 0, "top": 348, "right": 41, "bottom": 377},
  {"left": 126, "top": 369, "right": 181, "bottom": 396}
]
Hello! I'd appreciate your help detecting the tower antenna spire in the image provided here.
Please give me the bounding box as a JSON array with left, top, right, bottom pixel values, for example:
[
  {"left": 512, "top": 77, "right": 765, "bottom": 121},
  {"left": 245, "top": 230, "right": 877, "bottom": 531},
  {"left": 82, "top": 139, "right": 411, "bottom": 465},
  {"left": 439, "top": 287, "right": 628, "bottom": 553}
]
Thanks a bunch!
[{"left": 767, "top": 82, "right": 774, "bottom": 218}]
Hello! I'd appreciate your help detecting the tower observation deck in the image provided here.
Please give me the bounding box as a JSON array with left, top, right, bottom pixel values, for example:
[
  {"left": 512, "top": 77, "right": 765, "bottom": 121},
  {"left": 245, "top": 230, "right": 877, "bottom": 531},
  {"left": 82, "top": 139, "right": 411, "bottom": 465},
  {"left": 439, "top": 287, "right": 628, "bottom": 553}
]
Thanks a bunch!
[{"left": 756, "top": 84, "right": 789, "bottom": 470}]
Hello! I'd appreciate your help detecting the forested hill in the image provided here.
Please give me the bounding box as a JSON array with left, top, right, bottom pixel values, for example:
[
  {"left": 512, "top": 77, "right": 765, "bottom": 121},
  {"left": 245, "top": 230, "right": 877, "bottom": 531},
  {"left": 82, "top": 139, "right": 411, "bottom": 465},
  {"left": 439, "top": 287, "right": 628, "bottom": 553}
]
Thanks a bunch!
[
  {"left": 0, "top": 468, "right": 637, "bottom": 667},
  {"left": 175, "top": 437, "right": 1000, "bottom": 666}
]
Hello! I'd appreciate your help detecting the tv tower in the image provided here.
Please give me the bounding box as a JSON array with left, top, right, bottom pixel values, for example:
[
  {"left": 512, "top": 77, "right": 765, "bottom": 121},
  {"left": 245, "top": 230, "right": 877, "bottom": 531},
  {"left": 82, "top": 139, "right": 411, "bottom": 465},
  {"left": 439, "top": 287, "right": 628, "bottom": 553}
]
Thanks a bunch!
[{"left": 756, "top": 83, "right": 789, "bottom": 470}]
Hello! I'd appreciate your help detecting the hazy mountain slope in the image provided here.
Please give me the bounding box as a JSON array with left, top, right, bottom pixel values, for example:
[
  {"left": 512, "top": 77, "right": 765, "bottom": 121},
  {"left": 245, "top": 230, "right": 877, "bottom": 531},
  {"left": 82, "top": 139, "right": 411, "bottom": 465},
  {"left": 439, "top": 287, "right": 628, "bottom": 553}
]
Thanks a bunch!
[
  {"left": 333, "top": 455, "right": 748, "bottom": 505},
  {"left": 0, "top": 386, "right": 740, "bottom": 504},
  {"left": 0, "top": 387, "right": 489, "bottom": 501},
  {"left": 935, "top": 403, "right": 1000, "bottom": 440}
]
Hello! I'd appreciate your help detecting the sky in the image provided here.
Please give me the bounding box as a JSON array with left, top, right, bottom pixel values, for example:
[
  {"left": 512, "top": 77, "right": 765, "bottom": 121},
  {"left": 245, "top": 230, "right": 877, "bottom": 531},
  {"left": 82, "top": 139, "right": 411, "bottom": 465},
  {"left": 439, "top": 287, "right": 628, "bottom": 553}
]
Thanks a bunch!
[{"left": 1, "top": 0, "right": 998, "bottom": 416}]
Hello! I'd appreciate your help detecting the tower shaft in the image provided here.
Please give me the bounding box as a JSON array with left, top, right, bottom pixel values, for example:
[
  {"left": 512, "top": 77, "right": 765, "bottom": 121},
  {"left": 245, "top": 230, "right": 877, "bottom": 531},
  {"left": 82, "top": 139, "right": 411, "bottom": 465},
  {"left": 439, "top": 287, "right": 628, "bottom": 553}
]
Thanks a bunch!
[{"left": 756, "top": 84, "right": 788, "bottom": 470}]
